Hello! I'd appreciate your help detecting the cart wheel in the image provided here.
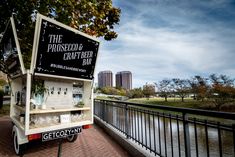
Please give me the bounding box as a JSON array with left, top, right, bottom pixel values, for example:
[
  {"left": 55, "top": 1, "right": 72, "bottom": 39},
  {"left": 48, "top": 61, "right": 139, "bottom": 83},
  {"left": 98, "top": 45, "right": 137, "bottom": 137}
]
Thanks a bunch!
[
  {"left": 66, "top": 134, "right": 78, "bottom": 142},
  {"left": 13, "top": 132, "right": 26, "bottom": 156}
]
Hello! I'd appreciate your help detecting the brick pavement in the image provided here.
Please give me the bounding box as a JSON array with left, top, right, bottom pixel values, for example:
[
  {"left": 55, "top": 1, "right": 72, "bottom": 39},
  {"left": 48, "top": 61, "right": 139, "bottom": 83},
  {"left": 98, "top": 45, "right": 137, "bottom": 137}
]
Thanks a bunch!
[{"left": 0, "top": 116, "right": 131, "bottom": 157}]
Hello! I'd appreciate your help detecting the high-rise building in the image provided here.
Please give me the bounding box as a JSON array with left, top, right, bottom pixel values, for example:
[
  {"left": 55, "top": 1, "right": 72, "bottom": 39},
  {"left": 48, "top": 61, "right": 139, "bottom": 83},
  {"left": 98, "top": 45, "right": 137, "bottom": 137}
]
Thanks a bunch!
[
  {"left": 98, "top": 71, "right": 113, "bottom": 88},
  {"left": 116, "top": 71, "right": 132, "bottom": 90}
]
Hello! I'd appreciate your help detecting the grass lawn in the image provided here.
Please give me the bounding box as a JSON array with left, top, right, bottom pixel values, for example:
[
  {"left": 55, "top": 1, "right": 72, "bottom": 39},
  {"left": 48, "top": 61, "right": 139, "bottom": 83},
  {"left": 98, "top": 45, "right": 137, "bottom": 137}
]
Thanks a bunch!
[{"left": 0, "top": 105, "right": 10, "bottom": 117}]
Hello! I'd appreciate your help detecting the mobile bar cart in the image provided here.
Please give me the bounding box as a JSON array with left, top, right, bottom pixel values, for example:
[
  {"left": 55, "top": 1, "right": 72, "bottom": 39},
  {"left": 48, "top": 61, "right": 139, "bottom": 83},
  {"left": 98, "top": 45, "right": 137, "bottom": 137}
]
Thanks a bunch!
[{"left": 0, "top": 13, "right": 99, "bottom": 155}]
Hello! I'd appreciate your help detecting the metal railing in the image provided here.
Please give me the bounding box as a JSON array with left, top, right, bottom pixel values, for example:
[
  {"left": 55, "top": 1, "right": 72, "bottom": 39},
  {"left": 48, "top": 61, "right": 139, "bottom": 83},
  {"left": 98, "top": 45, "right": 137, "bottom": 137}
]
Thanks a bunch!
[{"left": 94, "top": 99, "right": 235, "bottom": 157}]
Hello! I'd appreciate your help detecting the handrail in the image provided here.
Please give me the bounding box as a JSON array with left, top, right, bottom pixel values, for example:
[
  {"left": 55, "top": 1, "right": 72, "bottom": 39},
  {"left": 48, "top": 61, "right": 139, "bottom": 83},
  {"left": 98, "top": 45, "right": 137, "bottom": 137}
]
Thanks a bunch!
[
  {"left": 94, "top": 98, "right": 235, "bottom": 157},
  {"left": 95, "top": 98, "right": 235, "bottom": 120}
]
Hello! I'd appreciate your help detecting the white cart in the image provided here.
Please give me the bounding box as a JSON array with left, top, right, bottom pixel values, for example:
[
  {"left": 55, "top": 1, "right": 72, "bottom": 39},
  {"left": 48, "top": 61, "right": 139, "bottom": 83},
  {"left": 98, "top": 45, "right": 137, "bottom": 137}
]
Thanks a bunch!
[{"left": 0, "top": 14, "right": 99, "bottom": 155}]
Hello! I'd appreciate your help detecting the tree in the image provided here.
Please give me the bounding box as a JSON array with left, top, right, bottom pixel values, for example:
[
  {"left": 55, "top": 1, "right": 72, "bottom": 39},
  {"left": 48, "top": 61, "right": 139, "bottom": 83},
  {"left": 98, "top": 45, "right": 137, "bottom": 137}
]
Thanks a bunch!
[
  {"left": 172, "top": 78, "right": 190, "bottom": 102},
  {"left": 143, "top": 83, "right": 155, "bottom": 100},
  {"left": 100, "top": 87, "right": 127, "bottom": 96},
  {"left": 127, "top": 88, "right": 144, "bottom": 98},
  {"left": 155, "top": 79, "right": 171, "bottom": 102},
  {"left": 189, "top": 76, "right": 209, "bottom": 101},
  {"left": 209, "top": 74, "right": 235, "bottom": 110},
  {"left": 0, "top": 0, "right": 121, "bottom": 70},
  {"left": 100, "top": 87, "right": 118, "bottom": 95},
  {"left": 116, "top": 88, "right": 127, "bottom": 96}
]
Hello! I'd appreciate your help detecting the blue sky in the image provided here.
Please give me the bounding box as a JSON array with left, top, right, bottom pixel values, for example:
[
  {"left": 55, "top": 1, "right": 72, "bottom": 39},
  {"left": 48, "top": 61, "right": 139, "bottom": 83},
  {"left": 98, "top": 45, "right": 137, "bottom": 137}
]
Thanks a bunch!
[{"left": 95, "top": 0, "right": 235, "bottom": 88}]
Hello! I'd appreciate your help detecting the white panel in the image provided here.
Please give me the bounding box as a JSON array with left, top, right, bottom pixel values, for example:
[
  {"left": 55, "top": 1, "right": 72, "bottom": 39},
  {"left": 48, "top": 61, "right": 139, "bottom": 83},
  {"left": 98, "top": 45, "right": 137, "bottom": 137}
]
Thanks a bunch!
[{"left": 44, "top": 80, "right": 73, "bottom": 108}]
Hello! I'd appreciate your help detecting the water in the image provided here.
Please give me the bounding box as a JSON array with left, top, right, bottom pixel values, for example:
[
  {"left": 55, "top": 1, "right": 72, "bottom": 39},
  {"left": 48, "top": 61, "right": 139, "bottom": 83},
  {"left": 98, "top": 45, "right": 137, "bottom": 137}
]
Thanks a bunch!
[{"left": 103, "top": 106, "right": 234, "bottom": 157}]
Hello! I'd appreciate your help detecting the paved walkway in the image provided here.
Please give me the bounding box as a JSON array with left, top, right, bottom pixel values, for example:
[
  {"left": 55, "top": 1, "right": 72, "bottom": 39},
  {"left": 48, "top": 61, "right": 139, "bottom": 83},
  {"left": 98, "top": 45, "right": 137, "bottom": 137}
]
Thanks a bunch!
[{"left": 0, "top": 116, "right": 131, "bottom": 157}]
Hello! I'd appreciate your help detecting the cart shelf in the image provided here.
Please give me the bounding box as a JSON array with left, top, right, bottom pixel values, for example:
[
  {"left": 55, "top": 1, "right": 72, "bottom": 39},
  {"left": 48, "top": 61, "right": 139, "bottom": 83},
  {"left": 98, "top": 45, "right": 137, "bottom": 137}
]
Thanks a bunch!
[
  {"left": 13, "top": 105, "right": 91, "bottom": 114},
  {"left": 27, "top": 120, "right": 92, "bottom": 134},
  {"left": 29, "top": 118, "right": 90, "bottom": 129},
  {"left": 30, "top": 106, "right": 91, "bottom": 114}
]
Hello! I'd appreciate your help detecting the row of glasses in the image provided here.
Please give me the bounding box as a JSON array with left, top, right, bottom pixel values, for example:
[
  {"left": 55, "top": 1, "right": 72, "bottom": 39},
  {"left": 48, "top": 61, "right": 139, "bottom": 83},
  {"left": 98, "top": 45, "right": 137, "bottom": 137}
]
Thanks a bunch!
[
  {"left": 30, "top": 112, "right": 86, "bottom": 127},
  {"left": 71, "top": 113, "right": 85, "bottom": 122},
  {"left": 30, "top": 115, "right": 60, "bottom": 127}
]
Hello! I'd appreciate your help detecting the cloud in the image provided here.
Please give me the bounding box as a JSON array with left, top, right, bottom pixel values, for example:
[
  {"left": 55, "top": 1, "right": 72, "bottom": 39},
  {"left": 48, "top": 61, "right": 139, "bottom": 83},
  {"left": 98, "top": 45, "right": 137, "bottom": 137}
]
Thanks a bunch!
[{"left": 95, "top": 0, "right": 235, "bottom": 87}]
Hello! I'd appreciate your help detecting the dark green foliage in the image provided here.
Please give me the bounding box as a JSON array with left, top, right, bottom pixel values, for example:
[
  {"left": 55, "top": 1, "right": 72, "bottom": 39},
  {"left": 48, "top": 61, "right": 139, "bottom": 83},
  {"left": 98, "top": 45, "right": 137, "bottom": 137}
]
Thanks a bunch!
[
  {"left": 0, "top": 0, "right": 121, "bottom": 69},
  {"left": 100, "top": 87, "right": 126, "bottom": 96},
  {"left": 31, "top": 79, "right": 47, "bottom": 96}
]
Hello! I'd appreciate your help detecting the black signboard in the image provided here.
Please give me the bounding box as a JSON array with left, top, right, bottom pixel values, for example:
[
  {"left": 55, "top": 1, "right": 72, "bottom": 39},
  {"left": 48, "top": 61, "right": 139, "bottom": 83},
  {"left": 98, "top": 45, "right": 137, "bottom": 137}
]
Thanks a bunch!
[
  {"left": 33, "top": 16, "right": 99, "bottom": 80},
  {"left": 0, "top": 18, "right": 25, "bottom": 78}
]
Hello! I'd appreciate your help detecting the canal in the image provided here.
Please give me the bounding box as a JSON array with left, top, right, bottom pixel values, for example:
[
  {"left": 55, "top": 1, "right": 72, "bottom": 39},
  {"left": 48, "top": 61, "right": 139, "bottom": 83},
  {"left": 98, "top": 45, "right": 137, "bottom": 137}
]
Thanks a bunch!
[{"left": 95, "top": 99, "right": 235, "bottom": 157}]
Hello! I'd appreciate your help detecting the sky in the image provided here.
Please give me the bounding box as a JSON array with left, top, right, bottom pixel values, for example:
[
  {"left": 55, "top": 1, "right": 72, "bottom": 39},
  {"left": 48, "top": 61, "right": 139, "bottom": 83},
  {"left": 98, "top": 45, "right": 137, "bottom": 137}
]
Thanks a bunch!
[{"left": 94, "top": 0, "right": 235, "bottom": 88}]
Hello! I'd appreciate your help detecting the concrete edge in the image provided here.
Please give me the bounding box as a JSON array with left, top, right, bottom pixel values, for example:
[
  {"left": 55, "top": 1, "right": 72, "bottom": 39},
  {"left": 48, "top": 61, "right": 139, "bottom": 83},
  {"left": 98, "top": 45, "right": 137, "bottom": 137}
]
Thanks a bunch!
[{"left": 94, "top": 116, "right": 147, "bottom": 157}]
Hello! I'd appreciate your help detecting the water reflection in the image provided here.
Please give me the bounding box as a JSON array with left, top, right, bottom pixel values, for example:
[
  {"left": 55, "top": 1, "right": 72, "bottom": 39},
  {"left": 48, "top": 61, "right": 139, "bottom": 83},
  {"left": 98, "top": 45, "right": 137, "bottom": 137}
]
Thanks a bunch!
[{"left": 102, "top": 105, "right": 234, "bottom": 157}]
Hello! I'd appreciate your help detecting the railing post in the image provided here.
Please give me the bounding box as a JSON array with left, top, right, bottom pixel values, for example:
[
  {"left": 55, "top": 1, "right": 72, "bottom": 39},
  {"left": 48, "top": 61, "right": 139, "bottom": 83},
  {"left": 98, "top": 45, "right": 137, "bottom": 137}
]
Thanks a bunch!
[
  {"left": 102, "top": 100, "right": 105, "bottom": 122},
  {"left": 183, "top": 113, "right": 191, "bottom": 157},
  {"left": 125, "top": 103, "right": 129, "bottom": 139},
  {"left": 233, "top": 124, "right": 235, "bottom": 157}
]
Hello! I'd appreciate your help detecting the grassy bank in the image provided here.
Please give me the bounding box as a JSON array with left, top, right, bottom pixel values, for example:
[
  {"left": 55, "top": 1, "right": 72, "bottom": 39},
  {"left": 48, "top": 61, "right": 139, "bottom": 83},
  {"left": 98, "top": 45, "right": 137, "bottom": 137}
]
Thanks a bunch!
[
  {"left": 128, "top": 98, "right": 235, "bottom": 124},
  {"left": 128, "top": 97, "right": 235, "bottom": 112}
]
